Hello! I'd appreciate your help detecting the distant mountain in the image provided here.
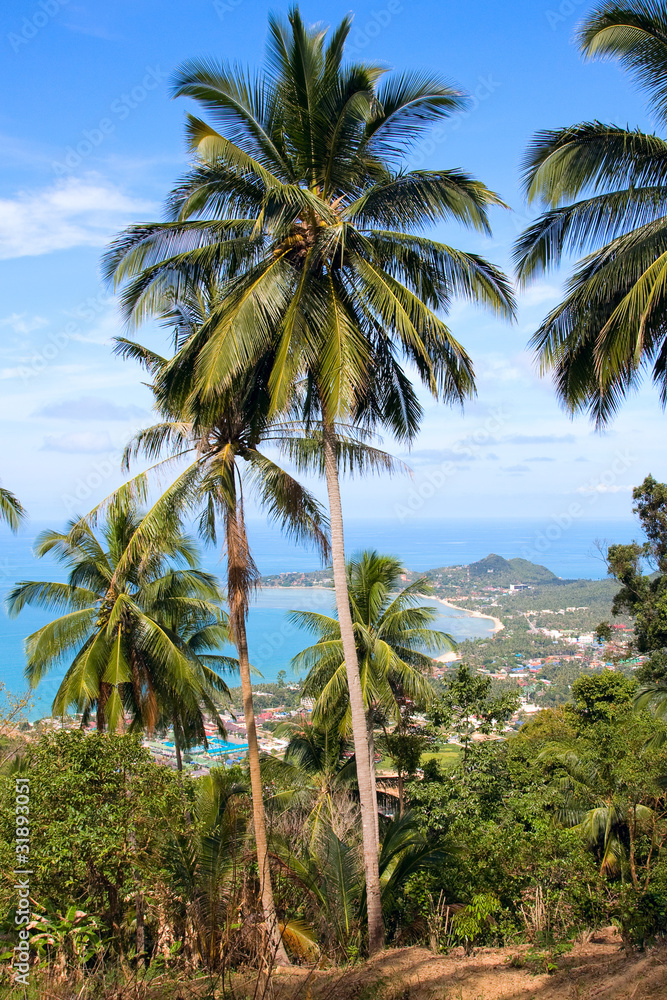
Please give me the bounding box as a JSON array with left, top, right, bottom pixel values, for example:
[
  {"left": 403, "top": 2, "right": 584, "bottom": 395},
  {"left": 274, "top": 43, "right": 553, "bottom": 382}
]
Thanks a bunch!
[
  {"left": 260, "top": 553, "right": 559, "bottom": 588},
  {"left": 468, "top": 554, "right": 558, "bottom": 584}
]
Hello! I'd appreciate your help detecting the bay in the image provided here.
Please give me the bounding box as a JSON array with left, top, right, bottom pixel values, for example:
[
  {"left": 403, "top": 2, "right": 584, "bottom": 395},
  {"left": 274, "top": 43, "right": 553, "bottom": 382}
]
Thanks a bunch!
[{"left": 0, "top": 516, "right": 637, "bottom": 718}]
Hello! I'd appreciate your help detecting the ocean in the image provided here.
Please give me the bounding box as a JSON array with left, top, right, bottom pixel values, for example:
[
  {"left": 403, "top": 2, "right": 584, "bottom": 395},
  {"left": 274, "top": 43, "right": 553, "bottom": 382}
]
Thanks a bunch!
[{"left": 0, "top": 516, "right": 637, "bottom": 719}]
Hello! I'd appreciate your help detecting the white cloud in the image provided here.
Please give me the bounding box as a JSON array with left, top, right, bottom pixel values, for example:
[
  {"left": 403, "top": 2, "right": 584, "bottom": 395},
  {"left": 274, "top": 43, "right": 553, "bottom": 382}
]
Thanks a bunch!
[
  {"left": 35, "top": 396, "right": 146, "bottom": 421},
  {"left": 42, "top": 431, "right": 115, "bottom": 453},
  {"left": 477, "top": 355, "right": 524, "bottom": 383},
  {"left": 519, "top": 283, "right": 563, "bottom": 308},
  {"left": 0, "top": 176, "right": 155, "bottom": 259},
  {"left": 0, "top": 313, "right": 49, "bottom": 334}
]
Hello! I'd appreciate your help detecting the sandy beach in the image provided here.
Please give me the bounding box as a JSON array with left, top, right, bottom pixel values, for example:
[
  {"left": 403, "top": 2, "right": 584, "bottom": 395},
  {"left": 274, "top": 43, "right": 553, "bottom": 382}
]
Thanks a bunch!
[{"left": 433, "top": 595, "right": 504, "bottom": 646}]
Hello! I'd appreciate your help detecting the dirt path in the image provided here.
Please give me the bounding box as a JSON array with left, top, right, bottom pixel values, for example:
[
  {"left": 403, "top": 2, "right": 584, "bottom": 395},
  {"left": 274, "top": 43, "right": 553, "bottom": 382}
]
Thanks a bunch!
[{"left": 269, "top": 928, "right": 667, "bottom": 1000}]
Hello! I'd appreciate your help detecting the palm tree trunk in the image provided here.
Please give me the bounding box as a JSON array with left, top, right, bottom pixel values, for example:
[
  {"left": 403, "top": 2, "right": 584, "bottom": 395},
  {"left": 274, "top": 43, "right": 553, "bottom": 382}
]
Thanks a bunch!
[
  {"left": 96, "top": 682, "right": 111, "bottom": 731},
  {"left": 172, "top": 708, "right": 183, "bottom": 773},
  {"left": 322, "top": 419, "right": 384, "bottom": 955},
  {"left": 628, "top": 798, "right": 639, "bottom": 890},
  {"left": 367, "top": 714, "right": 379, "bottom": 845},
  {"left": 226, "top": 507, "right": 290, "bottom": 967}
]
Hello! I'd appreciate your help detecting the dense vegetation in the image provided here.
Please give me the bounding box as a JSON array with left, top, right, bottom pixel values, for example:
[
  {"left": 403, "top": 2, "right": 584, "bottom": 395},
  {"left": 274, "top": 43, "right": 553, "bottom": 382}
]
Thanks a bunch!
[{"left": 5, "top": 1, "right": 667, "bottom": 996}]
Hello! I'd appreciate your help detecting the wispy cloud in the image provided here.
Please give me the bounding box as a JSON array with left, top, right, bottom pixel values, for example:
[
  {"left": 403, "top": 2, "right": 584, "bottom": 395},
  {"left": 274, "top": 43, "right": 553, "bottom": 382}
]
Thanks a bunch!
[
  {"left": 42, "top": 431, "right": 115, "bottom": 453},
  {"left": 0, "top": 176, "right": 155, "bottom": 259},
  {"left": 518, "top": 283, "right": 563, "bottom": 308},
  {"left": 0, "top": 313, "right": 49, "bottom": 334},
  {"left": 477, "top": 355, "right": 525, "bottom": 383},
  {"left": 34, "top": 396, "right": 147, "bottom": 421},
  {"left": 500, "top": 433, "right": 576, "bottom": 445}
]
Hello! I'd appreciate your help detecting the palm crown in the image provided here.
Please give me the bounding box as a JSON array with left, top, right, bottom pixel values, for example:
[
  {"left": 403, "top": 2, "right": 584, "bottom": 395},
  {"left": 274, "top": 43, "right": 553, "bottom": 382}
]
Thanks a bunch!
[
  {"left": 0, "top": 485, "right": 25, "bottom": 533},
  {"left": 104, "top": 6, "right": 514, "bottom": 432},
  {"left": 6, "top": 499, "right": 234, "bottom": 737},
  {"left": 515, "top": 1, "right": 667, "bottom": 424},
  {"left": 292, "top": 550, "right": 453, "bottom": 727}
]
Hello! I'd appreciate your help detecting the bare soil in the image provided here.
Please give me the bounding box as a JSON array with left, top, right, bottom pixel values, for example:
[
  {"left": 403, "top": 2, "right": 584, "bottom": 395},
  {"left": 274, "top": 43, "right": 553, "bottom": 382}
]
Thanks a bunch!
[{"left": 267, "top": 928, "right": 667, "bottom": 1000}]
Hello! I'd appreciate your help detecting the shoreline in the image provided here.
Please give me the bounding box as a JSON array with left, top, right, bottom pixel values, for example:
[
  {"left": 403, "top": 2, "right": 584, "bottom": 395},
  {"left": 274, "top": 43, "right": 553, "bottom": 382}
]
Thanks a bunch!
[
  {"left": 257, "top": 584, "right": 506, "bottom": 636},
  {"left": 432, "top": 596, "right": 505, "bottom": 637}
]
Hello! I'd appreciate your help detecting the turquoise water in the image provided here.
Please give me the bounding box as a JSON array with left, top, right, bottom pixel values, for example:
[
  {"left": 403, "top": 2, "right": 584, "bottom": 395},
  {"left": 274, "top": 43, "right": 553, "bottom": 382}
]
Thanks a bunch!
[
  {"left": 163, "top": 738, "right": 249, "bottom": 755},
  {"left": 0, "top": 516, "right": 637, "bottom": 719}
]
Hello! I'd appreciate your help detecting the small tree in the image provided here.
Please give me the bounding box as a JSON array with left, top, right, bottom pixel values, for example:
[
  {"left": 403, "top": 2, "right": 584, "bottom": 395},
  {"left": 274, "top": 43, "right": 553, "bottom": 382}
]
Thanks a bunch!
[
  {"left": 430, "top": 664, "right": 519, "bottom": 760},
  {"left": 601, "top": 477, "right": 667, "bottom": 716}
]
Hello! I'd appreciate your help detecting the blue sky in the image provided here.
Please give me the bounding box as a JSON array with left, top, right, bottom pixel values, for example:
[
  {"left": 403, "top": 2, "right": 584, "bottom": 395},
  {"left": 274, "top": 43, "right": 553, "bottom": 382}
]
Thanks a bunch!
[{"left": 0, "top": 0, "right": 660, "bottom": 529}]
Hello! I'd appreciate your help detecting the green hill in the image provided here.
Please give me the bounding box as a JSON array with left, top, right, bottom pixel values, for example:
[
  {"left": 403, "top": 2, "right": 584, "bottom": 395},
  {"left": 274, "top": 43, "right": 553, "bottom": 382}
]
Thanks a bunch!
[
  {"left": 260, "top": 553, "right": 560, "bottom": 589},
  {"left": 469, "top": 553, "right": 558, "bottom": 584}
]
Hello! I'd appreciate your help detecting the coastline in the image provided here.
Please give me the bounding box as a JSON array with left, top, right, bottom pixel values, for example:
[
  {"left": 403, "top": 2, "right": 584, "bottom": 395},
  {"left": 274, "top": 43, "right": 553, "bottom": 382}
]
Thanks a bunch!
[
  {"left": 433, "top": 596, "right": 504, "bottom": 638},
  {"left": 258, "top": 584, "right": 506, "bottom": 637}
]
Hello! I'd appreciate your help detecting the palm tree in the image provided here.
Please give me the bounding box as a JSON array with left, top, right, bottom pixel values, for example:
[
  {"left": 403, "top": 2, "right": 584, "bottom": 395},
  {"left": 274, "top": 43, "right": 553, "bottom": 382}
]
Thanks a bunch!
[
  {"left": 102, "top": 10, "right": 514, "bottom": 949},
  {"left": 547, "top": 744, "right": 655, "bottom": 887},
  {"left": 0, "top": 484, "right": 25, "bottom": 532},
  {"left": 263, "top": 715, "right": 356, "bottom": 848},
  {"left": 514, "top": 1, "right": 667, "bottom": 424},
  {"left": 6, "top": 498, "right": 233, "bottom": 738},
  {"left": 168, "top": 768, "right": 248, "bottom": 968},
  {"left": 274, "top": 810, "right": 443, "bottom": 959},
  {"left": 291, "top": 551, "right": 454, "bottom": 839},
  {"left": 154, "top": 576, "right": 237, "bottom": 771},
  {"left": 99, "top": 305, "right": 332, "bottom": 965}
]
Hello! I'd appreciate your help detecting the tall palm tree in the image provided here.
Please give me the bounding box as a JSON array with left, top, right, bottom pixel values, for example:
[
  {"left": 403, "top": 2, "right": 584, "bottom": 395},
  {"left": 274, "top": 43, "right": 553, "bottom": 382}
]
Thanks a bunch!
[
  {"left": 0, "top": 484, "right": 25, "bottom": 532},
  {"left": 514, "top": 1, "right": 667, "bottom": 424},
  {"left": 291, "top": 551, "right": 453, "bottom": 840},
  {"left": 6, "top": 498, "right": 232, "bottom": 737},
  {"left": 103, "top": 9, "right": 514, "bottom": 950},
  {"left": 99, "top": 305, "right": 332, "bottom": 966}
]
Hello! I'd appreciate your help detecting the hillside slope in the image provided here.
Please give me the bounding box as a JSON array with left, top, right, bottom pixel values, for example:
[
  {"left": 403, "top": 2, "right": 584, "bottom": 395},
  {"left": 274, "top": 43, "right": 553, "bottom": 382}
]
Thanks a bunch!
[{"left": 266, "top": 929, "right": 667, "bottom": 999}]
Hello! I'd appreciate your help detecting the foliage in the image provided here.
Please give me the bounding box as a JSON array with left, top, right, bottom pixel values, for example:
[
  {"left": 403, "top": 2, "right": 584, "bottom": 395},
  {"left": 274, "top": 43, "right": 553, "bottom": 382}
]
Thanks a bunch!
[
  {"left": 428, "top": 663, "right": 520, "bottom": 758},
  {"left": 263, "top": 715, "right": 356, "bottom": 846},
  {"left": 27, "top": 906, "right": 103, "bottom": 973},
  {"left": 569, "top": 672, "right": 637, "bottom": 724},
  {"left": 515, "top": 1, "right": 667, "bottom": 424},
  {"left": 294, "top": 551, "right": 452, "bottom": 730},
  {"left": 274, "top": 809, "right": 443, "bottom": 958},
  {"left": 0, "top": 732, "right": 185, "bottom": 958},
  {"left": 6, "top": 499, "right": 233, "bottom": 743},
  {"left": 449, "top": 893, "right": 500, "bottom": 954},
  {"left": 0, "top": 484, "right": 26, "bottom": 533}
]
